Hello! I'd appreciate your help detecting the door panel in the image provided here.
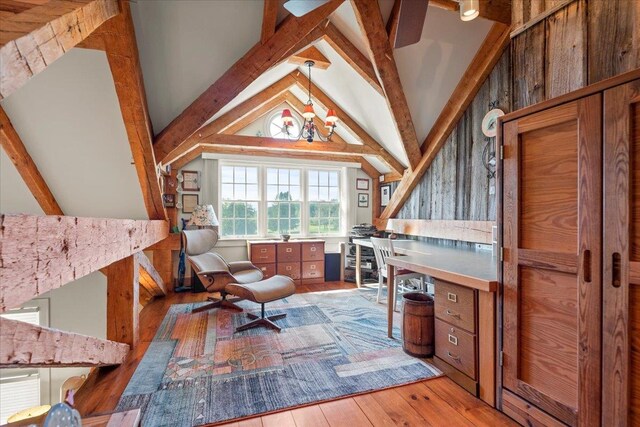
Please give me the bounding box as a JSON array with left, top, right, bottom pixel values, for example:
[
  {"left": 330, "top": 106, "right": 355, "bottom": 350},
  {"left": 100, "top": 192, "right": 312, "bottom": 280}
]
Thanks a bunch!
[
  {"left": 602, "top": 79, "right": 640, "bottom": 426},
  {"left": 502, "top": 95, "right": 602, "bottom": 426}
]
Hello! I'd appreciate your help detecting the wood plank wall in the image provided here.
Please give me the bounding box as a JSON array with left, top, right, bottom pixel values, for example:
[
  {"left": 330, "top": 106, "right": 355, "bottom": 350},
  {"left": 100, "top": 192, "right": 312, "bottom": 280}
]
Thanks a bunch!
[{"left": 395, "top": 0, "right": 639, "bottom": 222}]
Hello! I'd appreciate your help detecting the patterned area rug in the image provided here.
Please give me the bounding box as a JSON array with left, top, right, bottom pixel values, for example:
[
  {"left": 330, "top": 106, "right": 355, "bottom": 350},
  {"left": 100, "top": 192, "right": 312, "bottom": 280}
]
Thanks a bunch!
[{"left": 117, "top": 288, "right": 441, "bottom": 426}]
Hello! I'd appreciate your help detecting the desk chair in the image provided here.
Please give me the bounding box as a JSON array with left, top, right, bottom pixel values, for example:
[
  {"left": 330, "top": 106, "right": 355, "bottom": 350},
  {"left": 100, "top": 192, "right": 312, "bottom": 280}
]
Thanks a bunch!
[
  {"left": 183, "top": 229, "right": 263, "bottom": 314},
  {"left": 370, "top": 237, "right": 425, "bottom": 311}
]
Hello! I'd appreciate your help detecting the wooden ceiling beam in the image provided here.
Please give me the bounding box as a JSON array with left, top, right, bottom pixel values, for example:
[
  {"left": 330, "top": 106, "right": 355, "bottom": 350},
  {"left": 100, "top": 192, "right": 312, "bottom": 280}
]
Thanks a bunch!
[
  {"left": 194, "top": 145, "right": 364, "bottom": 165},
  {"left": 136, "top": 251, "right": 166, "bottom": 298},
  {"left": 378, "top": 23, "right": 510, "bottom": 224},
  {"left": 0, "top": 0, "right": 119, "bottom": 99},
  {"left": 261, "top": 0, "right": 279, "bottom": 44},
  {"left": 291, "top": 72, "right": 405, "bottom": 175},
  {"left": 0, "top": 106, "right": 63, "bottom": 215},
  {"left": 0, "top": 214, "right": 168, "bottom": 313},
  {"left": 223, "top": 95, "right": 287, "bottom": 136},
  {"left": 0, "top": 317, "right": 129, "bottom": 367},
  {"left": 202, "top": 134, "right": 373, "bottom": 157},
  {"left": 275, "top": 23, "right": 326, "bottom": 67},
  {"left": 161, "top": 74, "right": 297, "bottom": 165},
  {"left": 289, "top": 45, "right": 331, "bottom": 69},
  {"left": 321, "top": 21, "right": 383, "bottom": 96},
  {"left": 359, "top": 157, "right": 380, "bottom": 180},
  {"left": 386, "top": 0, "right": 429, "bottom": 49},
  {"left": 95, "top": 1, "right": 167, "bottom": 220},
  {"left": 350, "top": 0, "right": 422, "bottom": 170},
  {"left": 153, "top": 0, "right": 344, "bottom": 161}
]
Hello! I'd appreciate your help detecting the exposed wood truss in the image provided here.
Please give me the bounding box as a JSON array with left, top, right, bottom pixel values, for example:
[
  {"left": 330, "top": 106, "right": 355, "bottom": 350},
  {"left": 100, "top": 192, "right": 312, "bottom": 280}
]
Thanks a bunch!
[
  {"left": 387, "top": 0, "right": 429, "bottom": 49},
  {"left": 0, "top": 0, "right": 119, "bottom": 99},
  {"left": 377, "top": 23, "right": 511, "bottom": 225},
  {"left": 106, "top": 255, "right": 139, "bottom": 347},
  {"left": 292, "top": 72, "right": 405, "bottom": 173},
  {"left": 0, "top": 316, "right": 129, "bottom": 367},
  {"left": 153, "top": 0, "right": 344, "bottom": 161},
  {"left": 0, "top": 214, "right": 169, "bottom": 313},
  {"left": 261, "top": 0, "right": 279, "bottom": 44},
  {"left": 289, "top": 45, "right": 331, "bottom": 69},
  {"left": 86, "top": 1, "right": 165, "bottom": 220},
  {"left": 0, "top": 106, "right": 63, "bottom": 215},
  {"left": 161, "top": 74, "right": 297, "bottom": 165},
  {"left": 351, "top": 0, "right": 421, "bottom": 169},
  {"left": 136, "top": 252, "right": 167, "bottom": 299},
  {"left": 321, "top": 22, "right": 383, "bottom": 95}
]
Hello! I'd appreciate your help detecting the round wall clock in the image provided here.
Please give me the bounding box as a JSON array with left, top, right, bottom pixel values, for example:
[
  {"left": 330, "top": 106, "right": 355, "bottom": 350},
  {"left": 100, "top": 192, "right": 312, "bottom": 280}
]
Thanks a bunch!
[{"left": 481, "top": 108, "right": 505, "bottom": 137}]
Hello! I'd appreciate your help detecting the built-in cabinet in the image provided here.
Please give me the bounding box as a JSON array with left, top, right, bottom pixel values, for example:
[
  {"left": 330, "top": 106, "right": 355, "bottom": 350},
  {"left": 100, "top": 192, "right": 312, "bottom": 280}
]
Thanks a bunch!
[{"left": 499, "top": 71, "right": 640, "bottom": 426}]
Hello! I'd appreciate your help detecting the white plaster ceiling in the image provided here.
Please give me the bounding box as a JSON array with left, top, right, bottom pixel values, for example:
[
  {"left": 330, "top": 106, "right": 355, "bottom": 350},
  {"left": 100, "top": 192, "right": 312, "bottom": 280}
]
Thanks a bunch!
[
  {"left": 0, "top": 49, "right": 148, "bottom": 220},
  {"left": 130, "top": 0, "right": 494, "bottom": 173}
]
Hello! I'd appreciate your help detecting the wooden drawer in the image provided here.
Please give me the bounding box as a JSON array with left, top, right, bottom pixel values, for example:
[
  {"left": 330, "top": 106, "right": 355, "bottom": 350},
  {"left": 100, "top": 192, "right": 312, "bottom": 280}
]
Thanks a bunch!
[
  {"left": 302, "top": 261, "right": 324, "bottom": 279},
  {"left": 255, "top": 263, "right": 276, "bottom": 279},
  {"left": 435, "top": 280, "right": 476, "bottom": 333},
  {"left": 277, "top": 243, "right": 301, "bottom": 262},
  {"left": 302, "top": 242, "right": 324, "bottom": 261},
  {"left": 251, "top": 244, "right": 276, "bottom": 264},
  {"left": 277, "top": 262, "right": 301, "bottom": 280},
  {"left": 435, "top": 319, "right": 477, "bottom": 380}
]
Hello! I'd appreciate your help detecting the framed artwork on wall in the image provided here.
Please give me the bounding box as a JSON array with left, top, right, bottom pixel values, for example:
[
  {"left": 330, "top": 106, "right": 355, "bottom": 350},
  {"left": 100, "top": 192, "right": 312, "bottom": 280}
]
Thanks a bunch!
[
  {"left": 358, "top": 193, "right": 369, "bottom": 208},
  {"left": 356, "top": 178, "right": 369, "bottom": 190},
  {"left": 162, "top": 194, "right": 175, "bottom": 208},
  {"left": 181, "top": 170, "right": 200, "bottom": 191},
  {"left": 380, "top": 184, "right": 391, "bottom": 207},
  {"left": 182, "top": 194, "right": 199, "bottom": 214}
]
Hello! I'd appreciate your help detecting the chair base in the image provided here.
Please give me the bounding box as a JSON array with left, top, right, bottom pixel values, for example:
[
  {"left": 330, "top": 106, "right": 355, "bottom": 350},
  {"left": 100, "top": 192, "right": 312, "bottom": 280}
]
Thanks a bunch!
[
  {"left": 236, "top": 304, "right": 287, "bottom": 332},
  {"left": 192, "top": 295, "right": 243, "bottom": 314}
]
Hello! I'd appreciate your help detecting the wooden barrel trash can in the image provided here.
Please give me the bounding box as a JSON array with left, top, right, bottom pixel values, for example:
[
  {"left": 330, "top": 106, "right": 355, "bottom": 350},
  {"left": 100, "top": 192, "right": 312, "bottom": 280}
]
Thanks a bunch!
[{"left": 401, "top": 292, "right": 435, "bottom": 357}]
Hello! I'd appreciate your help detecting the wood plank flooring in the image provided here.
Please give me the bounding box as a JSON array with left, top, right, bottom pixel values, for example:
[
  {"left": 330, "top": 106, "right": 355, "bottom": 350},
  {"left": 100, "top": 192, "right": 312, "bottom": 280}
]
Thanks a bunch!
[{"left": 74, "top": 281, "right": 516, "bottom": 427}]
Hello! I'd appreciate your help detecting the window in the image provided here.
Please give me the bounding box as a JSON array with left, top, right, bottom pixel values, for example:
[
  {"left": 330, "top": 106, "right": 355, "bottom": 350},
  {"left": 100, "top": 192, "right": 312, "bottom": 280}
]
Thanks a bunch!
[
  {"left": 0, "top": 306, "right": 44, "bottom": 424},
  {"left": 218, "top": 163, "right": 344, "bottom": 238},
  {"left": 267, "top": 111, "right": 300, "bottom": 139},
  {"left": 220, "top": 165, "right": 259, "bottom": 237},
  {"left": 308, "top": 170, "right": 340, "bottom": 234},
  {"left": 267, "top": 168, "right": 301, "bottom": 235}
]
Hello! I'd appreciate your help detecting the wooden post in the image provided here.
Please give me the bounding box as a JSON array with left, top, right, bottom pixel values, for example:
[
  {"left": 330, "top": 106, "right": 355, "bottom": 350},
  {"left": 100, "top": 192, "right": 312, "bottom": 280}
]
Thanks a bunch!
[
  {"left": 152, "top": 250, "right": 173, "bottom": 291},
  {"left": 106, "top": 256, "right": 139, "bottom": 348}
]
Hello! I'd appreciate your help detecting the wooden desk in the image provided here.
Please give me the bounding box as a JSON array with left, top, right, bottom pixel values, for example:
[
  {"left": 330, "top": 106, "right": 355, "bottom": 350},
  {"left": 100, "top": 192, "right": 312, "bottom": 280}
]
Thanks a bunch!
[{"left": 370, "top": 239, "right": 498, "bottom": 407}]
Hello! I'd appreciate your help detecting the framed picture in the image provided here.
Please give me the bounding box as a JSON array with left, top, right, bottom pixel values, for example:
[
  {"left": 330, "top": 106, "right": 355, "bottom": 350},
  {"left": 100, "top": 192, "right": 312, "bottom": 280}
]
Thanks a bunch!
[
  {"left": 380, "top": 184, "right": 391, "bottom": 207},
  {"left": 182, "top": 194, "right": 199, "bottom": 214},
  {"left": 356, "top": 178, "right": 369, "bottom": 190},
  {"left": 182, "top": 170, "right": 200, "bottom": 191},
  {"left": 358, "top": 193, "right": 369, "bottom": 208},
  {"left": 162, "top": 193, "right": 175, "bottom": 208}
]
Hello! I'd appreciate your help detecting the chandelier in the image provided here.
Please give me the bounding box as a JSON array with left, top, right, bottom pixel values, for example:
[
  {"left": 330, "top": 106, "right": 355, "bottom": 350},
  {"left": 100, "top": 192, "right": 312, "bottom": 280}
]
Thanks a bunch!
[{"left": 280, "top": 60, "right": 338, "bottom": 143}]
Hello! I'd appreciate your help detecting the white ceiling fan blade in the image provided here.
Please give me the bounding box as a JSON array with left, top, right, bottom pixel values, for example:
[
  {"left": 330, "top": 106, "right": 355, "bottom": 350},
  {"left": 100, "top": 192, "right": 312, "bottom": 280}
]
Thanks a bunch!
[{"left": 283, "top": 0, "right": 331, "bottom": 17}]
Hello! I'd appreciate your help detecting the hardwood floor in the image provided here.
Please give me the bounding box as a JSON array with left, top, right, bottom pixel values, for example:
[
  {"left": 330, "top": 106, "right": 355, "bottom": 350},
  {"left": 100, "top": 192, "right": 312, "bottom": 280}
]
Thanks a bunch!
[{"left": 74, "top": 281, "right": 516, "bottom": 427}]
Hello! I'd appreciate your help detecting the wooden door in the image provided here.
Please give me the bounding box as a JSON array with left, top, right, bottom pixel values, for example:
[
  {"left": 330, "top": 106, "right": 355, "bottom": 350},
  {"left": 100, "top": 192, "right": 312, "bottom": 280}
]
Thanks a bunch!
[
  {"left": 502, "top": 95, "right": 602, "bottom": 426},
  {"left": 602, "top": 79, "right": 640, "bottom": 427}
]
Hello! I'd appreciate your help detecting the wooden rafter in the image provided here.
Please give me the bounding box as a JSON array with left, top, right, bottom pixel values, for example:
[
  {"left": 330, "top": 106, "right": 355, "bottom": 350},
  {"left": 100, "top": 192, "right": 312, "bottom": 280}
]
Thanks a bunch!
[
  {"left": 88, "top": 1, "right": 165, "bottom": 220},
  {"left": 135, "top": 252, "right": 167, "bottom": 298},
  {"left": 261, "top": 0, "right": 279, "bottom": 44},
  {"left": 0, "top": 106, "right": 63, "bottom": 215},
  {"left": 291, "top": 72, "right": 405, "bottom": 174},
  {"left": 161, "top": 74, "right": 297, "bottom": 165},
  {"left": 153, "top": 0, "right": 344, "bottom": 161},
  {"left": 222, "top": 96, "right": 288, "bottom": 136},
  {"left": 359, "top": 157, "right": 380, "bottom": 180},
  {"left": 377, "top": 23, "right": 511, "bottom": 225},
  {"left": 321, "top": 21, "right": 383, "bottom": 96},
  {"left": 202, "top": 134, "right": 373, "bottom": 157},
  {"left": 0, "top": 0, "right": 119, "bottom": 99},
  {"left": 351, "top": 0, "right": 421, "bottom": 170},
  {"left": 289, "top": 45, "right": 332, "bottom": 69},
  {"left": 0, "top": 214, "right": 169, "bottom": 313},
  {"left": 386, "top": 0, "right": 429, "bottom": 49},
  {"left": 0, "top": 317, "right": 129, "bottom": 367},
  {"left": 275, "top": 23, "right": 327, "bottom": 67}
]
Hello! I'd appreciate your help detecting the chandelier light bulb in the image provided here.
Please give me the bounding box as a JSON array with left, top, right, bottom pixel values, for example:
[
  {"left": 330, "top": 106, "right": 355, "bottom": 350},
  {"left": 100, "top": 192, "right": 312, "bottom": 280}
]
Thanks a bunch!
[{"left": 303, "top": 103, "right": 316, "bottom": 119}]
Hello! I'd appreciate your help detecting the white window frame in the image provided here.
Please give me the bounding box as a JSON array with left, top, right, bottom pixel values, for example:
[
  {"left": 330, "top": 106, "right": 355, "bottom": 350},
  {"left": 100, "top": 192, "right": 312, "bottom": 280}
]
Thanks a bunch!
[
  {"left": 265, "top": 110, "right": 301, "bottom": 139},
  {"left": 218, "top": 160, "right": 344, "bottom": 239}
]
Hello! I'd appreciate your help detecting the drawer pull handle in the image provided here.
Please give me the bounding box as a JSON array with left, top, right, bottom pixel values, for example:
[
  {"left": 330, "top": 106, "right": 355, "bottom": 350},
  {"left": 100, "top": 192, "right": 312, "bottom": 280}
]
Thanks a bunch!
[
  {"left": 286, "top": 266, "right": 292, "bottom": 271},
  {"left": 311, "top": 247, "right": 317, "bottom": 251},
  {"left": 445, "top": 309, "right": 461, "bottom": 319},
  {"left": 447, "top": 351, "right": 461, "bottom": 362},
  {"left": 582, "top": 249, "right": 592, "bottom": 283},
  {"left": 310, "top": 265, "right": 316, "bottom": 269},
  {"left": 286, "top": 248, "right": 292, "bottom": 253},
  {"left": 260, "top": 249, "right": 267, "bottom": 253},
  {"left": 612, "top": 252, "right": 621, "bottom": 288},
  {"left": 447, "top": 292, "right": 457, "bottom": 303},
  {"left": 260, "top": 256, "right": 268, "bottom": 259},
  {"left": 448, "top": 334, "right": 458, "bottom": 346}
]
